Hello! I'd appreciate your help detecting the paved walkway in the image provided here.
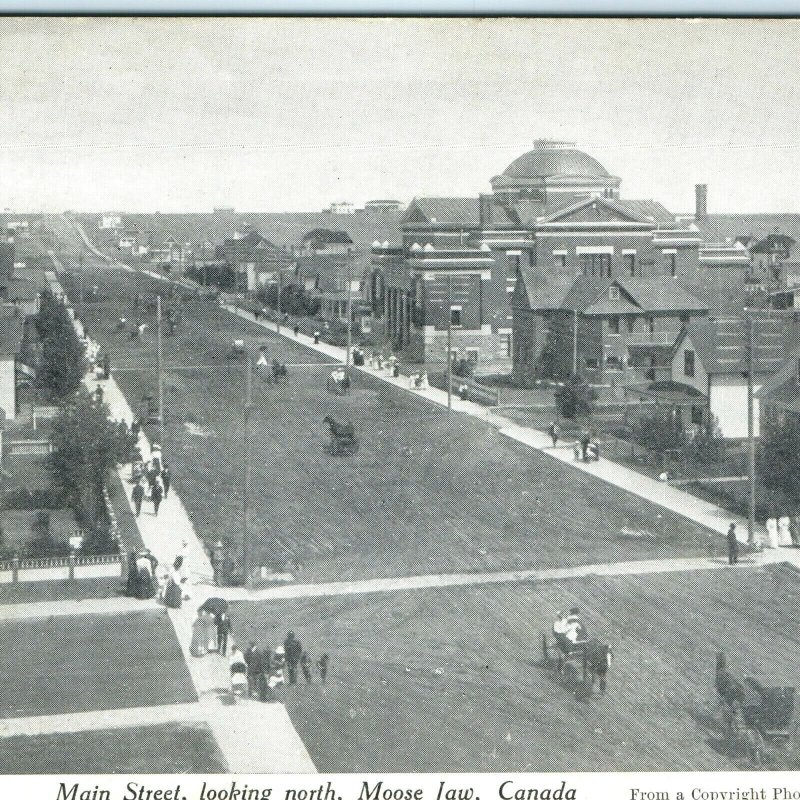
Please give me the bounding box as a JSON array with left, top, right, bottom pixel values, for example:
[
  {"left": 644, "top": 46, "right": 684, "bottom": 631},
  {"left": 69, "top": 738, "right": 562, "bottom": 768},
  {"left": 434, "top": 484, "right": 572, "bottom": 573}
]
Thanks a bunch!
[{"left": 0, "top": 596, "right": 158, "bottom": 621}]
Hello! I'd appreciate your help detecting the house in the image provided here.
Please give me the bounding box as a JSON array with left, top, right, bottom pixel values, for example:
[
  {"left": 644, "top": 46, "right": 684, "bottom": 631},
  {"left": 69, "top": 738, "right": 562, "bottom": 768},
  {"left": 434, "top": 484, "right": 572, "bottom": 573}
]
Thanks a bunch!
[
  {"left": 756, "top": 347, "right": 800, "bottom": 428},
  {"left": 0, "top": 315, "right": 26, "bottom": 420},
  {"left": 216, "top": 230, "right": 294, "bottom": 292},
  {"left": 512, "top": 272, "right": 708, "bottom": 389},
  {"left": 99, "top": 215, "right": 122, "bottom": 230},
  {"left": 627, "top": 317, "right": 788, "bottom": 439},
  {"left": 149, "top": 237, "right": 190, "bottom": 271}
]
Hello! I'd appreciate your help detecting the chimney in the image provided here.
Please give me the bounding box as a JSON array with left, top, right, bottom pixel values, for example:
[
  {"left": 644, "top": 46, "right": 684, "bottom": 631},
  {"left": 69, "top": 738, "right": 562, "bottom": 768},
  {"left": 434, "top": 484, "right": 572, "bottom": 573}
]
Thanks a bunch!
[
  {"left": 695, "top": 184, "right": 708, "bottom": 221},
  {"left": 479, "top": 194, "right": 492, "bottom": 229}
]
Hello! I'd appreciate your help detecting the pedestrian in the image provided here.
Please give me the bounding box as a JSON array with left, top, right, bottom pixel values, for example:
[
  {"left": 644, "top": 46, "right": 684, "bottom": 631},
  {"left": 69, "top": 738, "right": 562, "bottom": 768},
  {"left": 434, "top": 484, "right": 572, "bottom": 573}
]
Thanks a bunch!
[
  {"left": 300, "top": 651, "right": 313, "bottom": 684},
  {"left": 458, "top": 383, "right": 468, "bottom": 402},
  {"left": 779, "top": 515, "right": 792, "bottom": 547},
  {"left": 549, "top": 421, "right": 560, "bottom": 448},
  {"left": 792, "top": 516, "right": 800, "bottom": 547},
  {"left": 294, "top": 324, "right": 300, "bottom": 337},
  {"left": 270, "top": 646, "right": 287, "bottom": 689},
  {"left": 217, "top": 612, "right": 232, "bottom": 656},
  {"left": 313, "top": 331, "right": 320, "bottom": 344},
  {"left": 161, "top": 464, "right": 170, "bottom": 498},
  {"left": 229, "top": 645, "right": 248, "bottom": 697},
  {"left": 573, "top": 440, "right": 581, "bottom": 461},
  {"left": 244, "top": 643, "right": 260, "bottom": 696},
  {"left": 580, "top": 430, "right": 591, "bottom": 462},
  {"left": 257, "top": 646, "right": 272, "bottom": 701},
  {"left": 164, "top": 557, "right": 183, "bottom": 609},
  {"left": 132, "top": 481, "right": 144, "bottom": 517},
  {"left": 190, "top": 610, "right": 209, "bottom": 657},
  {"left": 131, "top": 417, "right": 141, "bottom": 439},
  {"left": 727, "top": 522, "right": 739, "bottom": 565},
  {"left": 151, "top": 477, "right": 163, "bottom": 516},
  {"left": 766, "top": 517, "right": 780, "bottom": 549},
  {"left": 284, "top": 631, "right": 303, "bottom": 685},
  {"left": 317, "top": 653, "right": 329, "bottom": 685}
]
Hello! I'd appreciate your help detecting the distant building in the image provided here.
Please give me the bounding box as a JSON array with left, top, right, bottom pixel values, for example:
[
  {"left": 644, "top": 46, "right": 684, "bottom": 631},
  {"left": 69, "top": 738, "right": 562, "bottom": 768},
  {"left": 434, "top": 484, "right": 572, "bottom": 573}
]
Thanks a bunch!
[
  {"left": 328, "top": 202, "right": 356, "bottom": 215},
  {"left": 216, "top": 230, "right": 293, "bottom": 292},
  {"left": 99, "top": 215, "right": 122, "bottom": 230},
  {"left": 0, "top": 315, "right": 26, "bottom": 421}
]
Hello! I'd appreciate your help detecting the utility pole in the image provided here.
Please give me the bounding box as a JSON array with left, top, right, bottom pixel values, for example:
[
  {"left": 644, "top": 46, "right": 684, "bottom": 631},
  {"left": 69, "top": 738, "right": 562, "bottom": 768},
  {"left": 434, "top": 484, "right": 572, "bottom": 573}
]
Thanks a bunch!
[
  {"left": 156, "top": 295, "right": 164, "bottom": 449},
  {"left": 346, "top": 248, "right": 353, "bottom": 370},
  {"left": 78, "top": 252, "right": 84, "bottom": 319},
  {"left": 242, "top": 351, "right": 253, "bottom": 589},
  {"left": 573, "top": 309, "right": 578, "bottom": 375},
  {"left": 746, "top": 310, "right": 756, "bottom": 545},
  {"left": 446, "top": 272, "right": 453, "bottom": 411},
  {"left": 276, "top": 267, "right": 283, "bottom": 336}
]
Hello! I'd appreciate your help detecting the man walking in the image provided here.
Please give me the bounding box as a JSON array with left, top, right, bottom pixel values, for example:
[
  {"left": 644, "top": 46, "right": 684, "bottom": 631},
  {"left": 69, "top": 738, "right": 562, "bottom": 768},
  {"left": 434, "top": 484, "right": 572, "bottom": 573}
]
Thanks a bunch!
[
  {"left": 151, "top": 477, "right": 164, "bottom": 516},
  {"left": 580, "top": 430, "right": 591, "bottom": 462},
  {"left": 549, "top": 421, "right": 560, "bottom": 449},
  {"left": 217, "top": 612, "right": 232, "bottom": 656},
  {"left": 132, "top": 481, "right": 144, "bottom": 517},
  {"left": 727, "top": 523, "right": 739, "bottom": 565},
  {"left": 284, "top": 631, "right": 303, "bottom": 685},
  {"left": 317, "top": 653, "right": 329, "bottom": 685},
  {"left": 244, "top": 643, "right": 260, "bottom": 697},
  {"left": 161, "top": 464, "right": 170, "bottom": 498}
]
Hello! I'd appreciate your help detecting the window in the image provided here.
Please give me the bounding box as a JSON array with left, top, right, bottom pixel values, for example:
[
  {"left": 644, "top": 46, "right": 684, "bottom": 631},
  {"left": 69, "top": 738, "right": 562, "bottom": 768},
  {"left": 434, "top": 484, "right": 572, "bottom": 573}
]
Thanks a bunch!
[
  {"left": 608, "top": 316, "right": 620, "bottom": 334},
  {"left": 585, "top": 358, "right": 599, "bottom": 369},
  {"left": 648, "top": 317, "right": 656, "bottom": 334},
  {"left": 465, "top": 348, "right": 479, "bottom": 363},
  {"left": 665, "top": 252, "right": 677, "bottom": 277},
  {"left": 579, "top": 253, "right": 611, "bottom": 276},
  {"left": 508, "top": 254, "right": 521, "bottom": 278},
  {"left": 684, "top": 349, "right": 695, "bottom": 378},
  {"left": 500, "top": 333, "right": 512, "bottom": 358},
  {"left": 624, "top": 253, "right": 636, "bottom": 276},
  {"left": 554, "top": 254, "right": 567, "bottom": 271},
  {"left": 627, "top": 318, "right": 635, "bottom": 333},
  {"left": 450, "top": 307, "right": 462, "bottom": 327},
  {"left": 691, "top": 405, "right": 704, "bottom": 426},
  {"left": 609, "top": 285, "right": 620, "bottom": 301},
  {"left": 605, "top": 355, "right": 622, "bottom": 370}
]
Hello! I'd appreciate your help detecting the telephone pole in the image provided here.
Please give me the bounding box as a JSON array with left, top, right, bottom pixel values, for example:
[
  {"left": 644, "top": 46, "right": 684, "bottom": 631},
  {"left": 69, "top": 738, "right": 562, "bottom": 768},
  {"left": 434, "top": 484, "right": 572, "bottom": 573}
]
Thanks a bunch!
[
  {"left": 78, "top": 252, "right": 84, "bottom": 319},
  {"left": 746, "top": 310, "right": 756, "bottom": 545},
  {"left": 242, "top": 352, "right": 253, "bottom": 588},
  {"left": 276, "top": 267, "right": 283, "bottom": 336},
  {"left": 346, "top": 248, "right": 353, "bottom": 370},
  {"left": 156, "top": 295, "right": 164, "bottom": 449},
  {"left": 573, "top": 309, "right": 578, "bottom": 375},
  {"left": 446, "top": 272, "right": 453, "bottom": 411}
]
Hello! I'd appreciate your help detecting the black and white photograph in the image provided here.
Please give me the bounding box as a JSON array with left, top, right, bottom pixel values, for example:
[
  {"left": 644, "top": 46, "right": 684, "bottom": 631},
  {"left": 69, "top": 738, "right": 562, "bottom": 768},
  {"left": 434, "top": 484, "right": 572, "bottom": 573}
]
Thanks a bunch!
[{"left": 2, "top": 16, "right": 800, "bottom": 779}]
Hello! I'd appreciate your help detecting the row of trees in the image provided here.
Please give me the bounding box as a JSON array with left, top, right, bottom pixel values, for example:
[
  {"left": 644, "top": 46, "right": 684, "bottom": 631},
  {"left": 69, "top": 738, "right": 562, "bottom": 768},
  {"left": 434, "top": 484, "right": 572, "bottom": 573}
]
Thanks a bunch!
[
  {"left": 34, "top": 290, "right": 87, "bottom": 402},
  {"left": 255, "top": 283, "right": 320, "bottom": 318}
]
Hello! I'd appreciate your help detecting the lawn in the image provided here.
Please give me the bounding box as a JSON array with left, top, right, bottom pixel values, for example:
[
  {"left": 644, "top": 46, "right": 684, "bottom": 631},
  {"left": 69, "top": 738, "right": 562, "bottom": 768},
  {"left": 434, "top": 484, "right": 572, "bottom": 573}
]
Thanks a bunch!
[
  {"left": 0, "top": 576, "right": 125, "bottom": 606},
  {"left": 70, "top": 261, "right": 724, "bottom": 583},
  {"left": 230, "top": 563, "right": 800, "bottom": 772},
  {"left": 0, "top": 721, "right": 227, "bottom": 773},
  {"left": 0, "top": 611, "right": 196, "bottom": 718}
]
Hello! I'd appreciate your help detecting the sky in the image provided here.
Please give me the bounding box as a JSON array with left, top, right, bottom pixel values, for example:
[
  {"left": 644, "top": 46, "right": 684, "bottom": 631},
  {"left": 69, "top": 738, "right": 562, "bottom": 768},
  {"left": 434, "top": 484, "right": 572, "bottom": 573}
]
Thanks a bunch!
[{"left": 2, "top": 17, "right": 800, "bottom": 214}]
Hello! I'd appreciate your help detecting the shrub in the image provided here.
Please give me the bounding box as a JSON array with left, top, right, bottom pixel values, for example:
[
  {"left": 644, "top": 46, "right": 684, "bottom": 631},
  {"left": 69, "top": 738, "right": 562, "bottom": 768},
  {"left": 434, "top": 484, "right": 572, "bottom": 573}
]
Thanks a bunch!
[{"left": 554, "top": 373, "right": 597, "bottom": 420}]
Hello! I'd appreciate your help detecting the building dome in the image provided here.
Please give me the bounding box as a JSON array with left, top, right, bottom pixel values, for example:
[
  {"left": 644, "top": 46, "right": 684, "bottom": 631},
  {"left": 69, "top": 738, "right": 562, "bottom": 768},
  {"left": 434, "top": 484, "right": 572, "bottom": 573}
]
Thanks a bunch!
[{"left": 501, "top": 140, "right": 610, "bottom": 180}]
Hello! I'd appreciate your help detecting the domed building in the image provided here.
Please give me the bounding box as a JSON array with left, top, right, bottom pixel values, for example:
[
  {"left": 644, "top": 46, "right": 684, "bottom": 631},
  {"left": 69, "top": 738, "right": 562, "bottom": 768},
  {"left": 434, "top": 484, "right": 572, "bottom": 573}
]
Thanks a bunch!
[
  {"left": 374, "top": 140, "right": 712, "bottom": 384},
  {"left": 490, "top": 140, "right": 621, "bottom": 207}
]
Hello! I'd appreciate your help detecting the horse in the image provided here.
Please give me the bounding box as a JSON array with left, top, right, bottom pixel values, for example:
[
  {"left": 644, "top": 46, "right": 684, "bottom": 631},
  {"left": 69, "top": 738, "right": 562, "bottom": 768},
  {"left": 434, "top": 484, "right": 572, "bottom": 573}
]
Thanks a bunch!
[
  {"left": 582, "top": 639, "right": 613, "bottom": 694},
  {"left": 323, "top": 416, "right": 359, "bottom": 456}
]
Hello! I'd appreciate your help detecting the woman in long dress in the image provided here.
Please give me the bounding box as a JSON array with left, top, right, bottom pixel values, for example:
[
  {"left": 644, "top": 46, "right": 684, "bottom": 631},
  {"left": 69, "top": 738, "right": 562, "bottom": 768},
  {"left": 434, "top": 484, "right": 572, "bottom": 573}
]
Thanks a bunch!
[
  {"left": 766, "top": 517, "right": 780, "bottom": 549},
  {"left": 190, "top": 611, "right": 208, "bottom": 657},
  {"left": 164, "top": 558, "right": 183, "bottom": 609},
  {"left": 778, "top": 516, "right": 793, "bottom": 547},
  {"left": 206, "top": 611, "right": 218, "bottom": 653}
]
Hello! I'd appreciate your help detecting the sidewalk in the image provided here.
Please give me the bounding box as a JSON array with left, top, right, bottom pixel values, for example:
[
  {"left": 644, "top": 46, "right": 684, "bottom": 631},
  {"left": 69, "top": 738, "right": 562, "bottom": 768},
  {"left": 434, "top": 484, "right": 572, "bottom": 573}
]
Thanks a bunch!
[
  {"left": 84, "top": 372, "right": 317, "bottom": 773},
  {"left": 224, "top": 303, "right": 785, "bottom": 554}
]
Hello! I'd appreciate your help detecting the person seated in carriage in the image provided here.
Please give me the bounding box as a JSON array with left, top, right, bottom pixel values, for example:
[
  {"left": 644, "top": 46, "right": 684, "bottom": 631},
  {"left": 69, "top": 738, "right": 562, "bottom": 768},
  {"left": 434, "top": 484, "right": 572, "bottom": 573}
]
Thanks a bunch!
[
  {"left": 553, "top": 612, "right": 571, "bottom": 653},
  {"left": 565, "top": 608, "right": 588, "bottom": 647}
]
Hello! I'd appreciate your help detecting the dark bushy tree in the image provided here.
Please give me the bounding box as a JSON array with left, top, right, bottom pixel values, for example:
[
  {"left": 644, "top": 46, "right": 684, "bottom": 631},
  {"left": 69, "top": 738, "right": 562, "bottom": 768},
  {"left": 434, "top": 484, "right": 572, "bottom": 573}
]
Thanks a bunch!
[
  {"left": 760, "top": 416, "right": 800, "bottom": 505},
  {"left": 554, "top": 373, "right": 597, "bottom": 419},
  {"left": 685, "top": 414, "right": 725, "bottom": 466},
  {"left": 35, "top": 290, "right": 86, "bottom": 402},
  {"left": 49, "top": 391, "right": 135, "bottom": 531},
  {"left": 633, "top": 406, "right": 686, "bottom": 457}
]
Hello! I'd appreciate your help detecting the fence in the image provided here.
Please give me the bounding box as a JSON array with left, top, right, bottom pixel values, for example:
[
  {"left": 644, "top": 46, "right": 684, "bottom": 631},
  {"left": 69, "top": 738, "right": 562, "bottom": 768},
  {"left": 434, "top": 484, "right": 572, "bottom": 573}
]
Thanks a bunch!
[
  {"left": 6, "top": 439, "right": 52, "bottom": 457},
  {"left": 0, "top": 552, "right": 126, "bottom": 584},
  {"left": 429, "top": 373, "right": 500, "bottom": 406}
]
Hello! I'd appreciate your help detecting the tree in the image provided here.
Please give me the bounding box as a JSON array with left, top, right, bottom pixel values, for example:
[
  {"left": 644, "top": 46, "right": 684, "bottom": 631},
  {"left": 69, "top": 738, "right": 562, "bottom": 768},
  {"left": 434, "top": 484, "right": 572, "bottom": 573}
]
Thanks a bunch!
[
  {"left": 49, "top": 390, "right": 135, "bottom": 531},
  {"left": 760, "top": 416, "right": 800, "bottom": 505},
  {"left": 35, "top": 290, "right": 86, "bottom": 402},
  {"left": 554, "top": 373, "right": 597, "bottom": 419},
  {"left": 685, "top": 413, "right": 725, "bottom": 466},
  {"left": 632, "top": 406, "right": 686, "bottom": 462}
]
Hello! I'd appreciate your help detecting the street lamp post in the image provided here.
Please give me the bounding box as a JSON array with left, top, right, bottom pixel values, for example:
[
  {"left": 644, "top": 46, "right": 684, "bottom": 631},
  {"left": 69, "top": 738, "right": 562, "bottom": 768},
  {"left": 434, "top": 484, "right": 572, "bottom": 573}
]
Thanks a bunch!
[
  {"left": 746, "top": 310, "right": 756, "bottom": 545},
  {"left": 446, "top": 273, "right": 453, "bottom": 411},
  {"left": 346, "top": 248, "right": 353, "bottom": 370},
  {"left": 156, "top": 295, "right": 164, "bottom": 449}
]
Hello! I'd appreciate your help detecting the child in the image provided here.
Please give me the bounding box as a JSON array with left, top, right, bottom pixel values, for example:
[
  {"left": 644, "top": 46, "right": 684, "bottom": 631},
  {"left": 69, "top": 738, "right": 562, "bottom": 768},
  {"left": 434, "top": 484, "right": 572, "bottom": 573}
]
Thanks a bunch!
[
  {"left": 269, "top": 645, "right": 286, "bottom": 689},
  {"left": 300, "top": 651, "right": 313, "bottom": 684},
  {"left": 317, "top": 653, "right": 329, "bottom": 685}
]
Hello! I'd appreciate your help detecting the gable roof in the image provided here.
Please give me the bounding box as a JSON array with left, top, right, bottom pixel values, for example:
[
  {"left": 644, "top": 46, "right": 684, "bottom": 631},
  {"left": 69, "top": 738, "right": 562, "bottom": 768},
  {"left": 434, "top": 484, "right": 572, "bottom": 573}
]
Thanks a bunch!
[
  {"left": 537, "top": 196, "right": 657, "bottom": 226},
  {"left": 402, "top": 197, "right": 518, "bottom": 228},
  {"left": 694, "top": 214, "right": 800, "bottom": 246},
  {"left": 676, "top": 316, "right": 787, "bottom": 376}
]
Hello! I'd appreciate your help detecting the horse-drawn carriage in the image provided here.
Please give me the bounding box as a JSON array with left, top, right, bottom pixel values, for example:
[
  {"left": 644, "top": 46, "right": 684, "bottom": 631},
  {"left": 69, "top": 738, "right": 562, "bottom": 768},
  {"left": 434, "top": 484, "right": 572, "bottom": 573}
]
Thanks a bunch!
[
  {"left": 541, "top": 620, "right": 613, "bottom": 696},
  {"left": 323, "top": 416, "right": 359, "bottom": 456},
  {"left": 715, "top": 653, "right": 795, "bottom": 764}
]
